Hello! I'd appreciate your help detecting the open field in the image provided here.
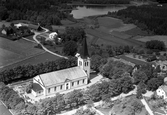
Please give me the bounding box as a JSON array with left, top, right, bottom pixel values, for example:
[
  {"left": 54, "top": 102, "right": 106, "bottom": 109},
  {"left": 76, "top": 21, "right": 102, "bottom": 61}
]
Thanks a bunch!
[
  {"left": 0, "top": 101, "right": 12, "bottom": 115},
  {"left": 97, "top": 16, "right": 136, "bottom": 32},
  {"left": 86, "top": 34, "right": 94, "bottom": 45},
  {"left": 136, "top": 35, "right": 167, "bottom": 47},
  {"left": 98, "top": 17, "right": 124, "bottom": 29},
  {"left": 110, "top": 31, "right": 132, "bottom": 39},
  {"left": 0, "top": 37, "right": 44, "bottom": 67},
  {"left": 124, "top": 27, "right": 149, "bottom": 36},
  {"left": 86, "top": 29, "right": 144, "bottom": 47},
  {"left": 61, "top": 19, "right": 76, "bottom": 25},
  {"left": 118, "top": 55, "right": 150, "bottom": 65},
  {"left": 0, "top": 52, "right": 60, "bottom": 71}
]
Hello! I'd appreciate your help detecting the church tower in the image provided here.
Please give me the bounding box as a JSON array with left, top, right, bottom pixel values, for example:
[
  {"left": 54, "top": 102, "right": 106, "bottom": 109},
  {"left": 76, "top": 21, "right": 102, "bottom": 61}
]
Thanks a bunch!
[{"left": 77, "top": 37, "right": 90, "bottom": 80}]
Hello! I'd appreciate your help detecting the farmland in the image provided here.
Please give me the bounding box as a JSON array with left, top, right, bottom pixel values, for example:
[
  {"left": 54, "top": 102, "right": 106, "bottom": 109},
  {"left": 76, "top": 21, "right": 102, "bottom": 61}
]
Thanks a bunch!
[
  {"left": 1, "top": 52, "right": 60, "bottom": 71},
  {"left": 0, "top": 37, "right": 44, "bottom": 68}
]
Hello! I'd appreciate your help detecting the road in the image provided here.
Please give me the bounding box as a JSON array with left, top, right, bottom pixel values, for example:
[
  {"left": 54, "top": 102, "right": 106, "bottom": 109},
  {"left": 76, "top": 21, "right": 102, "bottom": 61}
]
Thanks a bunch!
[
  {"left": 32, "top": 27, "right": 68, "bottom": 59},
  {"left": 0, "top": 101, "right": 13, "bottom": 115}
]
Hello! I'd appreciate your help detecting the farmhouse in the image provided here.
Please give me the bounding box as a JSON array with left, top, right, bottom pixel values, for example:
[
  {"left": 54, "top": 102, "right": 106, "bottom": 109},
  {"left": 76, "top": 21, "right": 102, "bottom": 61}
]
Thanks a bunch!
[
  {"left": 31, "top": 37, "right": 90, "bottom": 97},
  {"left": 156, "top": 85, "right": 167, "bottom": 100},
  {"left": 153, "top": 61, "right": 167, "bottom": 71}
]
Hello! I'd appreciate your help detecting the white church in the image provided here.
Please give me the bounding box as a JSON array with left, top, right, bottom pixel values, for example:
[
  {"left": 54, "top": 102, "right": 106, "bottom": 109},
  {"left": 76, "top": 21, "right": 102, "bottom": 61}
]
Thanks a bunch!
[{"left": 31, "top": 37, "right": 90, "bottom": 97}]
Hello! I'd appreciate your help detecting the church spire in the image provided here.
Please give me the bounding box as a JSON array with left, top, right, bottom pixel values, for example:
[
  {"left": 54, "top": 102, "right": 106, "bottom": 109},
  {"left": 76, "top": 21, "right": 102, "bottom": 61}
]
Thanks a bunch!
[{"left": 79, "top": 37, "right": 89, "bottom": 59}]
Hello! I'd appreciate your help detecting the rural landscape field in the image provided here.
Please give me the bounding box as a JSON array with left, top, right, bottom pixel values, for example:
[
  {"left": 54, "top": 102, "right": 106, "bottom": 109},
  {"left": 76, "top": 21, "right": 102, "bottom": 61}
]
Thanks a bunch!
[{"left": 1, "top": 0, "right": 167, "bottom": 115}]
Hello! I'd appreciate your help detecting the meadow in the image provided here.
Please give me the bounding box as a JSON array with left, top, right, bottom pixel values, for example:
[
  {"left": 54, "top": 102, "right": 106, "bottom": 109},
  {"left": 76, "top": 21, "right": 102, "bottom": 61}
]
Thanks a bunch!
[
  {"left": 1, "top": 52, "right": 60, "bottom": 71},
  {"left": 0, "top": 37, "right": 44, "bottom": 67}
]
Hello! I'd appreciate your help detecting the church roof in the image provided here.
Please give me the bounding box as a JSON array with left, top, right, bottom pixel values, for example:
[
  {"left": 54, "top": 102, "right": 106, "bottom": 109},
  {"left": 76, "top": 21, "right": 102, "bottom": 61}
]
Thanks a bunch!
[
  {"left": 38, "top": 66, "right": 87, "bottom": 87},
  {"left": 79, "top": 37, "right": 89, "bottom": 59}
]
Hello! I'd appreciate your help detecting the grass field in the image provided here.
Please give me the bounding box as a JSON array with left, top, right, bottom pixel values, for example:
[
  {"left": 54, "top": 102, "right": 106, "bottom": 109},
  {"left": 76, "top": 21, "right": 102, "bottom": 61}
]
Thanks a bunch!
[
  {"left": 97, "top": 17, "right": 136, "bottom": 32},
  {"left": 0, "top": 37, "right": 44, "bottom": 67},
  {"left": 137, "top": 35, "right": 167, "bottom": 47},
  {"left": 86, "top": 29, "right": 144, "bottom": 47},
  {"left": 0, "top": 101, "right": 12, "bottom": 115},
  {"left": 61, "top": 19, "right": 76, "bottom": 25},
  {"left": 98, "top": 17, "right": 124, "bottom": 29},
  {"left": 1, "top": 52, "right": 60, "bottom": 71},
  {"left": 124, "top": 27, "right": 149, "bottom": 36},
  {"left": 119, "top": 55, "right": 149, "bottom": 65}
]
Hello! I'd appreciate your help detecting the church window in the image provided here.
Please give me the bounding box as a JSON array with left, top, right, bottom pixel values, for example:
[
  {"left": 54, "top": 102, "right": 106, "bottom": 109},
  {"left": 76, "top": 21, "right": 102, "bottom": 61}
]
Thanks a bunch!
[
  {"left": 54, "top": 87, "right": 56, "bottom": 91},
  {"left": 66, "top": 83, "right": 69, "bottom": 90},
  {"left": 85, "top": 62, "right": 87, "bottom": 66},
  {"left": 83, "top": 79, "right": 85, "bottom": 84},
  {"left": 48, "top": 88, "right": 50, "bottom": 93},
  {"left": 77, "top": 81, "right": 79, "bottom": 85},
  {"left": 80, "top": 61, "right": 82, "bottom": 66},
  {"left": 72, "top": 82, "right": 74, "bottom": 86},
  {"left": 87, "top": 62, "right": 89, "bottom": 66},
  {"left": 60, "top": 85, "right": 62, "bottom": 90}
]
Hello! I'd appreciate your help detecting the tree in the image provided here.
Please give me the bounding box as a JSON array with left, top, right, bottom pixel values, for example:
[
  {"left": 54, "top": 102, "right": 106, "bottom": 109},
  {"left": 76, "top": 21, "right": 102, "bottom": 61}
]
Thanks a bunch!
[
  {"left": 26, "top": 82, "right": 33, "bottom": 93},
  {"left": 133, "top": 70, "right": 148, "bottom": 84},
  {"left": 63, "top": 41, "right": 78, "bottom": 56},
  {"left": 131, "top": 100, "right": 144, "bottom": 113},
  {"left": 64, "top": 27, "right": 86, "bottom": 43},
  {"left": 0, "top": 6, "right": 8, "bottom": 20},
  {"left": 147, "top": 77, "right": 164, "bottom": 91},
  {"left": 64, "top": 90, "right": 84, "bottom": 109},
  {"left": 119, "top": 76, "right": 135, "bottom": 94}
]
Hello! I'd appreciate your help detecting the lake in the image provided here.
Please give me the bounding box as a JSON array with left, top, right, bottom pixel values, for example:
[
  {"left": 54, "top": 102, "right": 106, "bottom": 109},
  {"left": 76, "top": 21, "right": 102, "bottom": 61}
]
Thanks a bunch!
[{"left": 70, "top": 5, "right": 126, "bottom": 19}]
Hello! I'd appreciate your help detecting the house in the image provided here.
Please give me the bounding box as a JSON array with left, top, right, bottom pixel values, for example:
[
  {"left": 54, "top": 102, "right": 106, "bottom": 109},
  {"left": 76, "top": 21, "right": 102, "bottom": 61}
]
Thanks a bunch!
[
  {"left": 156, "top": 85, "right": 167, "bottom": 100},
  {"left": 28, "top": 24, "right": 42, "bottom": 31},
  {"left": 49, "top": 32, "right": 57, "bottom": 40},
  {"left": 31, "top": 37, "right": 90, "bottom": 97},
  {"left": 153, "top": 61, "right": 167, "bottom": 71}
]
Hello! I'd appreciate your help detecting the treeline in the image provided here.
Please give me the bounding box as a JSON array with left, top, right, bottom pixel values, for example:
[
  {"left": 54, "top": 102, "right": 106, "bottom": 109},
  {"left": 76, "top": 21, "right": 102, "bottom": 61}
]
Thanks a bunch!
[
  {"left": 84, "top": 0, "right": 130, "bottom": 4},
  {"left": 0, "top": 0, "right": 73, "bottom": 26},
  {"left": 0, "top": 57, "right": 77, "bottom": 84},
  {"left": 110, "top": 5, "right": 167, "bottom": 35}
]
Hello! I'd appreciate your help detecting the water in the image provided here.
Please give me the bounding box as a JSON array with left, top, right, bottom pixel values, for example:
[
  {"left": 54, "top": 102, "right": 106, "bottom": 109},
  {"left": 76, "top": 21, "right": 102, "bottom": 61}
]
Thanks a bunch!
[{"left": 70, "top": 5, "right": 126, "bottom": 19}]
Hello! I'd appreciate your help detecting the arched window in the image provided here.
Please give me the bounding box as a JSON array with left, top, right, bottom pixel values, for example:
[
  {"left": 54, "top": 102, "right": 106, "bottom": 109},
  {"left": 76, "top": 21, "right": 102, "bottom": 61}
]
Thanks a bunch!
[
  {"left": 80, "top": 61, "right": 82, "bottom": 66},
  {"left": 85, "top": 62, "right": 87, "bottom": 66},
  {"left": 66, "top": 83, "right": 69, "bottom": 90},
  {"left": 87, "top": 62, "right": 89, "bottom": 66}
]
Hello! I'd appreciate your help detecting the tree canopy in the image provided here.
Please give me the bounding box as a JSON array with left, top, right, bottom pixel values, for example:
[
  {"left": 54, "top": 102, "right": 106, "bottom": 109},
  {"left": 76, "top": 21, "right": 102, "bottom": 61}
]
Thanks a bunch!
[
  {"left": 111, "top": 5, "right": 167, "bottom": 35},
  {"left": 146, "top": 40, "right": 166, "bottom": 51},
  {"left": 63, "top": 41, "right": 78, "bottom": 56}
]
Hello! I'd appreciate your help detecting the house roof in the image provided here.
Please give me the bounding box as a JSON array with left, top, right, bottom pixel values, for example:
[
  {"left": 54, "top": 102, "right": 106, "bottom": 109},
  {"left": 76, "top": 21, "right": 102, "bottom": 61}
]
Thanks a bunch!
[
  {"left": 32, "top": 83, "right": 43, "bottom": 92},
  {"left": 28, "top": 24, "right": 41, "bottom": 30},
  {"left": 38, "top": 66, "right": 87, "bottom": 87},
  {"left": 160, "top": 85, "right": 167, "bottom": 94}
]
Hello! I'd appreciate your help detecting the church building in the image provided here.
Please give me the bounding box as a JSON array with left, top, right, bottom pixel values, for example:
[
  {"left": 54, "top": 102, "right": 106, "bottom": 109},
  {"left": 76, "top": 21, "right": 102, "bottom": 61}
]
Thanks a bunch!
[{"left": 31, "top": 37, "right": 90, "bottom": 97}]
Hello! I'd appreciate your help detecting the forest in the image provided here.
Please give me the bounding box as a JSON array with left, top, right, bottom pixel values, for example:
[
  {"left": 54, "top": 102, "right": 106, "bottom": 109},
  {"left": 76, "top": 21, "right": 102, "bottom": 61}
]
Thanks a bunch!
[
  {"left": 84, "top": 0, "right": 130, "bottom": 4},
  {"left": 110, "top": 5, "right": 167, "bottom": 35},
  {"left": 0, "top": 0, "right": 73, "bottom": 26}
]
